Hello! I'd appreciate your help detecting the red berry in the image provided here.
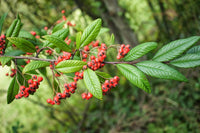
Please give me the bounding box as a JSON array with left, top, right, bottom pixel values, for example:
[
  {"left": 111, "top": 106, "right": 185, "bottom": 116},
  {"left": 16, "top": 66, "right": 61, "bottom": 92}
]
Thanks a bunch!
[
  {"left": 87, "top": 62, "right": 92, "bottom": 67},
  {"left": 29, "top": 84, "right": 35, "bottom": 90},
  {"left": 47, "top": 98, "right": 52, "bottom": 103},
  {"left": 90, "top": 55, "right": 95, "bottom": 60},
  {"left": 30, "top": 31, "right": 36, "bottom": 36},
  {"left": 38, "top": 76, "right": 43, "bottom": 82},
  {"left": 87, "top": 93, "right": 93, "bottom": 99},
  {"left": 83, "top": 54, "right": 87, "bottom": 59},
  {"left": 61, "top": 93, "right": 66, "bottom": 99},
  {"left": 32, "top": 75, "right": 37, "bottom": 80},
  {"left": 56, "top": 101, "right": 61, "bottom": 105},
  {"left": 81, "top": 93, "right": 87, "bottom": 99},
  {"left": 114, "top": 76, "right": 120, "bottom": 82},
  {"left": 56, "top": 93, "right": 62, "bottom": 98},
  {"left": 84, "top": 46, "right": 90, "bottom": 51},
  {"left": 24, "top": 93, "right": 29, "bottom": 98},
  {"left": 44, "top": 26, "right": 48, "bottom": 30},
  {"left": 61, "top": 10, "right": 65, "bottom": 14},
  {"left": 73, "top": 77, "right": 79, "bottom": 82},
  {"left": 83, "top": 65, "right": 87, "bottom": 70},
  {"left": 28, "top": 79, "right": 33, "bottom": 84},
  {"left": 20, "top": 86, "right": 26, "bottom": 91},
  {"left": 117, "top": 55, "right": 121, "bottom": 60}
]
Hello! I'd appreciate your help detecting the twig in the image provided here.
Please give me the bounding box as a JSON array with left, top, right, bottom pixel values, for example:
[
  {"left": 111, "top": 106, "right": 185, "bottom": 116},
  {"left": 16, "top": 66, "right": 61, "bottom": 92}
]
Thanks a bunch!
[
  {"left": 0, "top": 55, "right": 56, "bottom": 62},
  {"left": 71, "top": 49, "right": 77, "bottom": 59},
  {"left": 35, "top": 47, "right": 59, "bottom": 58},
  {"left": 103, "top": 61, "right": 139, "bottom": 64}
]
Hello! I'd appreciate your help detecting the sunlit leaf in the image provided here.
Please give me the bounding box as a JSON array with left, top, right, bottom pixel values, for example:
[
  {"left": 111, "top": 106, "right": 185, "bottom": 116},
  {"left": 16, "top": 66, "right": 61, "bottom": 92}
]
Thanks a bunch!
[
  {"left": 84, "top": 68, "right": 102, "bottom": 99},
  {"left": 170, "top": 54, "right": 200, "bottom": 68},
  {"left": 117, "top": 64, "right": 151, "bottom": 93},
  {"left": 124, "top": 42, "right": 157, "bottom": 61},
  {"left": 136, "top": 61, "right": 188, "bottom": 81},
  {"left": 7, "top": 37, "right": 36, "bottom": 53},
  {"left": 23, "top": 61, "right": 50, "bottom": 74},
  {"left": 43, "top": 35, "right": 71, "bottom": 52},
  {"left": 153, "top": 36, "right": 200, "bottom": 62},
  {"left": 56, "top": 60, "right": 87, "bottom": 73},
  {"left": 80, "top": 18, "right": 102, "bottom": 47}
]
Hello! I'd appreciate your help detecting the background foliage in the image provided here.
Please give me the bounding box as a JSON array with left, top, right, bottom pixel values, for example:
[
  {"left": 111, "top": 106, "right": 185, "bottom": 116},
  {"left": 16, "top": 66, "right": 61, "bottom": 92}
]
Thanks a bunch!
[{"left": 0, "top": 0, "right": 200, "bottom": 132}]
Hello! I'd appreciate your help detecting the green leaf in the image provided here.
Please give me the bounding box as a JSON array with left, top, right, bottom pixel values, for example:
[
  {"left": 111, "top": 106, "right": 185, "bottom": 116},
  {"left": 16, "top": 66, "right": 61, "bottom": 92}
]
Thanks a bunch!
[
  {"left": 6, "top": 19, "right": 18, "bottom": 37},
  {"left": 116, "top": 64, "right": 151, "bottom": 93},
  {"left": 0, "top": 50, "right": 25, "bottom": 66},
  {"left": 0, "top": 13, "right": 8, "bottom": 34},
  {"left": 7, "top": 68, "right": 24, "bottom": 104},
  {"left": 23, "top": 61, "right": 50, "bottom": 74},
  {"left": 84, "top": 68, "right": 102, "bottom": 99},
  {"left": 136, "top": 61, "right": 188, "bottom": 81},
  {"left": 52, "top": 28, "right": 69, "bottom": 40},
  {"left": 7, "top": 37, "right": 36, "bottom": 53},
  {"left": 54, "top": 79, "right": 61, "bottom": 93},
  {"left": 76, "top": 32, "right": 82, "bottom": 49},
  {"left": 186, "top": 46, "right": 200, "bottom": 55},
  {"left": 7, "top": 76, "right": 19, "bottom": 104},
  {"left": 11, "top": 19, "right": 22, "bottom": 37},
  {"left": 18, "top": 30, "right": 36, "bottom": 40},
  {"left": 55, "top": 60, "right": 87, "bottom": 73},
  {"left": 124, "top": 42, "right": 157, "bottom": 61},
  {"left": 95, "top": 71, "right": 112, "bottom": 79},
  {"left": 43, "top": 35, "right": 71, "bottom": 52},
  {"left": 43, "top": 29, "right": 69, "bottom": 47},
  {"left": 170, "top": 54, "right": 200, "bottom": 68},
  {"left": 52, "top": 21, "right": 65, "bottom": 33},
  {"left": 7, "top": 18, "right": 22, "bottom": 46},
  {"left": 153, "top": 36, "right": 200, "bottom": 62},
  {"left": 80, "top": 18, "right": 102, "bottom": 47}
]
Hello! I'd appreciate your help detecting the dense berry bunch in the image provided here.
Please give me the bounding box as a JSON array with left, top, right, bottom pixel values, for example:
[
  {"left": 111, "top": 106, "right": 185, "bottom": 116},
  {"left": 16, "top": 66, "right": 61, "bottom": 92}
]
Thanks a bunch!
[
  {"left": 15, "top": 75, "right": 43, "bottom": 99},
  {"left": 47, "top": 71, "right": 84, "bottom": 105},
  {"left": 81, "top": 92, "right": 93, "bottom": 100},
  {"left": 102, "top": 76, "right": 120, "bottom": 95},
  {"left": 49, "top": 52, "right": 72, "bottom": 69},
  {"left": 0, "top": 34, "right": 6, "bottom": 54},
  {"left": 5, "top": 68, "right": 16, "bottom": 77},
  {"left": 117, "top": 44, "right": 130, "bottom": 59},
  {"left": 86, "top": 43, "right": 107, "bottom": 71}
]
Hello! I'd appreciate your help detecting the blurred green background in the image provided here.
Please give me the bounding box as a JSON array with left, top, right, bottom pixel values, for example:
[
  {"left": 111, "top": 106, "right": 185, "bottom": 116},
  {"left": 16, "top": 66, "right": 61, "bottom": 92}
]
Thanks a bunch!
[{"left": 0, "top": 0, "right": 200, "bottom": 132}]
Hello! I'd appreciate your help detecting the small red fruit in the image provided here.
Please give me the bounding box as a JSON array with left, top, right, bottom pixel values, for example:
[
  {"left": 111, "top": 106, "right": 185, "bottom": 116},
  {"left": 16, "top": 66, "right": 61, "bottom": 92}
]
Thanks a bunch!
[
  {"left": 38, "top": 76, "right": 43, "bottom": 82},
  {"left": 32, "top": 75, "right": 37, "bottom": 80}
]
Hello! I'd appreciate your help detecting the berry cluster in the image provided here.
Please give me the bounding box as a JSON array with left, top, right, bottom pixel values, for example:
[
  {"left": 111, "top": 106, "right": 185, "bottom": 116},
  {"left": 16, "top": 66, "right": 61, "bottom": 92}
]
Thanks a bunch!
[
  {"left": 117, "top": 44, "right": 130, "bottom": 59},
  {"left": 102, "top": 76, "right": 120, "bottom": 95},
  {"left": 0, "top": 34, "right": 6, "bottom": 54},
  {"left": 45, "top": 50, "right": 52, "bottom": 55},
  {"left": 89, "top": 40, "right": 99, "bottom": 47},
  {"left": 65, "top": 37, "right": 71, "bottom": 45},
  {"left": 81, "top": 92, "right": 93, "bottom": 100},
  {"left": 5, "top": 68, "right": 16, "bottom": 77},
  {"left": 87, "top": 43, "right": 107, "bottom": 71},
  {"left": 50, "top": 52, "right": 71, "bottom": 67},
  {"left": 46, "top": 88, "right": 71, "bottom": 105},
  {"left": 47, "top": 71, "right": 84, "bottom": 105},
  {"left": 73, "top": 71, "right": 84, "bottom": 82},
  {"left": 15, "top": 75, "right": 43, "bottom": 99}
]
